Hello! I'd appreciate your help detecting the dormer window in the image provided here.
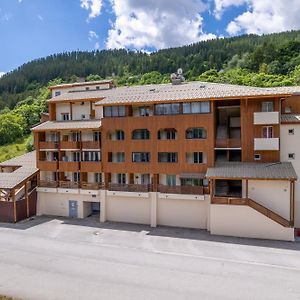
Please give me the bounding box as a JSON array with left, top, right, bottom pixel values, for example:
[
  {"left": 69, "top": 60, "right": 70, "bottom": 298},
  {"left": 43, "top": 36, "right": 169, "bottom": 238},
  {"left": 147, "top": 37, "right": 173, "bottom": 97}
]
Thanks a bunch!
[
  {"left": 55, "top": 91, "right": 61, "bottom": 97},
  {"left": 86, "top": 87, "right": 90, "bottom": 91}
]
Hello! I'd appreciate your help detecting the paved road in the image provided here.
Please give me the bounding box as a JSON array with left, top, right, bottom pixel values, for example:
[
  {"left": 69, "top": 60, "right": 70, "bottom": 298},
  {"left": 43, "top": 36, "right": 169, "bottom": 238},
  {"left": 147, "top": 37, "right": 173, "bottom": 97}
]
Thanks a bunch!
[{"left": 0, "top": 216, "right": 300, "bottom": 300}]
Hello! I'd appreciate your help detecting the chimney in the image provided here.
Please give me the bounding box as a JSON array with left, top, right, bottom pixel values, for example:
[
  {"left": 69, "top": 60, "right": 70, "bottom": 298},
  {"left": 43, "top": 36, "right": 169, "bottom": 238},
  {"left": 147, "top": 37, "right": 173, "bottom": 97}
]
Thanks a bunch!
[{"left": 171, "top": 68, "right": 185, "bottom": 85}]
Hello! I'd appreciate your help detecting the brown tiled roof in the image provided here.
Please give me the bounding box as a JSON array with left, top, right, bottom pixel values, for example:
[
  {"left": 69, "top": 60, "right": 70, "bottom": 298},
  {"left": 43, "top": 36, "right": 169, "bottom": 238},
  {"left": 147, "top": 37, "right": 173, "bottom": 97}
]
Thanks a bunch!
[
  {"left": 31, "top": 120, "right": 101, "bottom": 131},
  {"left": 48, "top": 81, "right": 300, "bottom": 105},
  {"left": 0, "top": 151, "right": 38, "bottom": 189},
  {"left": 281, "top": 114, "right": 300, "bottom": 123},
  {"left": 206, "top": 162, "right": 297, "bottom": 180}
]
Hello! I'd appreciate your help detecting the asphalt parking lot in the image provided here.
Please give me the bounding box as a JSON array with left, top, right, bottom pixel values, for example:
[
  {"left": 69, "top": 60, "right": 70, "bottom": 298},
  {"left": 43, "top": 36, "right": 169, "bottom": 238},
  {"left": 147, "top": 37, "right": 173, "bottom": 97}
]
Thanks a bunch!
[{"left": 0, "top": 216, "right": 300, "bottom": 300}]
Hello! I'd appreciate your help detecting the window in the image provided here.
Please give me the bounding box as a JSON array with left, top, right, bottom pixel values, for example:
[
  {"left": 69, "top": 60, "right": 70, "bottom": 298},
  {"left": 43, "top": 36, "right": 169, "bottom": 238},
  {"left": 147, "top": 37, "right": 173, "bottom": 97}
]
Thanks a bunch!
[
  {"left": 108, "top": 152, "right": 125, "bottom": 163},
  {"left": 83, "top": 151, "right": 101, "bottom": 162},
  {"left": 132, "top": 152, "right": 150, "bottom": 162},
  {"left": 62, "top": 113, "right": 70, "bottom": 121},
  {"left": 73, "top": 172, "right": 80, "bottom": 182},
  {"left": 288, "top": 153, "right": 295, "bottom": 160},
  {"left": 254, "top": 154, "right": 261, "bottom": 161},
  {"left": 85, "top": 87, "right": 90, "bottom": 91},
  {"left": 262, "top": 126, "right": 273, "bottom": 138},
  {"left": 72, "top": 152, "right": 80, "bottom": 162},
  {"left": 116, "top": 130, "right": 125, "bottom": 140},
  {"left": 117, "top": 173, "right": 126, "bottom": 184},
  {"left": 139, "top": 106, "right": 150, "bottom": 116},
  {"left": 183, "top": 101, "right": 210, "bottom": 114},
  {"left": 54, "top": 91, "right": 61, "bottom": 97},
  {"left": 193, "top": 152, "right": 203, "bottom": 164},
  {"left": 158, "top": 129, "right": 177, "bottom": 140},
  {"left": 93, "top": 131, "right": 101, "bottom": 141},
  {"left": 72, "top": 132, "right": 81, "bottom": 141},
  {"left": 181, "top": 178, "right": 203, "bottom": 186},
  {"left": 81, "top": 114, "right": 86, "bottom": 120},
  {"left": 96, "top": 86, "right": 100, "bottom": 90},
  {"left": 288, "top": 129, "right": 295, "bottom": 135},
  {"left": 166, "top": 175, "right": 176, "bottom": 186},
  {"left": 155, "top": 103, "right": 180, "bottom": 115},
  {"left": 262, "top": 101, "right": 274, "bottom": 112},
  {"left": 186, "top": 128, "right": 207, "bottom": 139},
  {"left": 132, "top": 129, "right": 150, "bottom": 140},
  {"left": 95, "top": 173, "right": 102, "bottom": 183},
  {"left": 158, "top": 152, "right": 178, "bottom": 163},
  {"left": 104, "top": 106, "right": 126, "bottom": 117}
]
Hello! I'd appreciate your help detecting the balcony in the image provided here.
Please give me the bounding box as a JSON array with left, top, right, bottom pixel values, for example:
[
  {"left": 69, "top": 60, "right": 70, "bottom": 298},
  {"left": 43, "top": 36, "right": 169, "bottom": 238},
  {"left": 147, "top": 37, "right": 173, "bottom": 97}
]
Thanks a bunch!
[
  {"left": 80, "top": 161, "right": 102, "bottom": 172},
  {"left": 58, "top": 161, "right": 80, "bottom": 172},
  {"left": 81, "top": 141, "right": 101, "bottom": 150},
  {"left": 38, "top": 180, "right": 58, "bottom": 188},
  {"left": 215, "top": 138, "right": 241, "bottom": 148},
  {"left": 59, "top": 181, "right": 79, "bottom": 189},
  {"left": 39, "top": 141, "right": 59, "bottom": 150},
  {"left": 254, "top": 138, "right": 279, "bottom": 151},
  {"left": 60, "top": 141, "right": 80, "bottom": 150},
  {"left": 253, "top": 112, "right": 279, "bottom": 125},
  {"left": 37, "top": 160, "right": 58, "bottom": 171},
  {"left": 81, "top": 182, "right": 104, "bottom": 190},
  {"left": 158, "top": 185, "right": 204, "bottom": 195},
  {"left": 108, "top": 183, "right": 152, "bottom": 193}
]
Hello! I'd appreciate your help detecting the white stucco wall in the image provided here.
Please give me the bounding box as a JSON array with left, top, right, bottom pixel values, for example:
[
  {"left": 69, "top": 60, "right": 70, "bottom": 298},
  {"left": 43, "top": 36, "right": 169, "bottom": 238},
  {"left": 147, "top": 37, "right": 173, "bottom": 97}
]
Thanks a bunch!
[
  {"left": 280, "top": 124, "right": 300, "bottom": 227},
  {"left": 248, "top": 180, "right": 291, "bottom": 220},
  {"left": 72, "top": 102, "right": 91, "bottom": 120},
  {"left": 37, "top": 192, "right": 101, "bottom": 218},
  {"left": 157, "top": 198, "right": 208, "bottom": 229},
  {"left": 210, "top": 205, "right": 294, "bottom": 241},
  {"left": 106, "top": 195, "right": 151, "bottom": 225},
  {"left": 56, "top": 103, "right": 70, "bottom": 121}
]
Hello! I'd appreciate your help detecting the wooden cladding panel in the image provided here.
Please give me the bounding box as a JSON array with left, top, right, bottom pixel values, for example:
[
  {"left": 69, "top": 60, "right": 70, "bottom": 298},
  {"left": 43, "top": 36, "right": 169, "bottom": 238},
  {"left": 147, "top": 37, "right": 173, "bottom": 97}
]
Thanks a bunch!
[{"left": 101, "top": 113, "right": 215, "bottom": 174}]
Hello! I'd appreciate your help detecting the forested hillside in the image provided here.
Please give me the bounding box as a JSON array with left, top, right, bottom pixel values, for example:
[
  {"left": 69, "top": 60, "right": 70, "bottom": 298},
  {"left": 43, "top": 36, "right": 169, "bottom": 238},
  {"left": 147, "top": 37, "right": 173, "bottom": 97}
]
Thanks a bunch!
[
  {"left": 1, "top": 30, "right": 300, "bottom": 109},
  {"left": 1, "top": 30, "right": 300, "bottom": 151}
]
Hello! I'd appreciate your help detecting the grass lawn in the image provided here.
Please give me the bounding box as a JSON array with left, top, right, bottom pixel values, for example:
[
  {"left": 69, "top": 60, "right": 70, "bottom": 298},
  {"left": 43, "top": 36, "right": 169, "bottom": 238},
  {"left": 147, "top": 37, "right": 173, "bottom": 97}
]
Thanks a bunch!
[
  {"left": 0, "top": 296, "right": 21, "bottom": 300},
  {"left": 0, "top": 135, "right": 31, "bottom": 163}
]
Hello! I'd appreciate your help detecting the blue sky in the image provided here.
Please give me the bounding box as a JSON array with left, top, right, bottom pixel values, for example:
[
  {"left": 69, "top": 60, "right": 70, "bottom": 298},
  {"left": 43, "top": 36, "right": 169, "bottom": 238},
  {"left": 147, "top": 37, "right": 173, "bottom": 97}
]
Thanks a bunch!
[{"left": 1, "top": 0, "right": 300, "bottom": 75}]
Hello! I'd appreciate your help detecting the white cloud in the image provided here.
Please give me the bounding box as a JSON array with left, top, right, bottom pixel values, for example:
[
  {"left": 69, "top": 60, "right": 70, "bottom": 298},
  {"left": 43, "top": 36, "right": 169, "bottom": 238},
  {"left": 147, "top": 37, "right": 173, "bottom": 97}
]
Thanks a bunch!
[
  {"left": 106, "top": 0, "right": 216, "bottom": 50},
  {"left": 80, "top": 0, "right": 103, "bottom": 19},
  {"left": 214, "top": 0, "right": 300, "bottom": 36},
  {"left": 214, "top": 0, "right": 246, "bottom": 20},
  {"left": 37, "top": 15, "right": 44, "bottom": 21},
  {"left": 0, "top": 72, "right": 5, "bottom": 78},
  {"left": 88, "top": 30, "right": 99, "bottom": 41},
  {"left": 95, "top": 41, "right": 100, "bottom": 50}
]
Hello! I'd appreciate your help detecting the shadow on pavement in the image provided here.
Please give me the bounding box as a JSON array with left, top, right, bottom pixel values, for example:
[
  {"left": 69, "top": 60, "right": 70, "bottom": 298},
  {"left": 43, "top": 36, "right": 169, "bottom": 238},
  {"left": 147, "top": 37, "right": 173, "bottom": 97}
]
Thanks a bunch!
[{"left": 1, "top": 215, "right": 300, "bottom": 251}]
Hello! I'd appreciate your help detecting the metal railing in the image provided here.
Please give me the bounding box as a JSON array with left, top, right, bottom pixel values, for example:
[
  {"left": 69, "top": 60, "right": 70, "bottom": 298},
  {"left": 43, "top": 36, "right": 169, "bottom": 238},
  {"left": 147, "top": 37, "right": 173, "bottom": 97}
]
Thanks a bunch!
[
  {"left": 108, "top": 183, "right": 152, "bottom": 192},
  {"left": 158, "top": 185, "right": 204, "bottom": 195}
]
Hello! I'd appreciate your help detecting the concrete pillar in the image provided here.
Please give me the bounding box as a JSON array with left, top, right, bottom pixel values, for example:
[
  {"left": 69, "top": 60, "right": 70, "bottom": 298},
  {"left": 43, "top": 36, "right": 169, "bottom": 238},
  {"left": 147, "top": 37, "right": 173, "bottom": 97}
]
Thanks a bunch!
[
  {"left": 100, "top": 189, "right": 107, "bottom": 223},
  {"left": 150, "top": 192, "right": 157, "bottom": 227}
]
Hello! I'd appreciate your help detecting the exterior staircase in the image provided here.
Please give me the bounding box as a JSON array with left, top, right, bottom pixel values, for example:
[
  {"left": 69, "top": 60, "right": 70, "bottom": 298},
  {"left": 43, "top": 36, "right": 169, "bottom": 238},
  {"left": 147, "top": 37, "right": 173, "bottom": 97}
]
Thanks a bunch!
[{"left": 211, "top": 197, "right": 292, "bottom": 228}]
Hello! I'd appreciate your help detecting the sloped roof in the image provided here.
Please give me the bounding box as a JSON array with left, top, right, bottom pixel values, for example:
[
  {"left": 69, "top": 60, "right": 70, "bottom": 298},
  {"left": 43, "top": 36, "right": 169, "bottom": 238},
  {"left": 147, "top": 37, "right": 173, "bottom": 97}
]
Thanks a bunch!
[
  {"left": 206, "top": 162, "right": 297, "bottom": 180},
  {"left": 47, "top": 81, "right": 300, "bottom": 105},
  {"left": 0, "top": 151, "right": 38, "bottom": 189},
  {"left": 49, "top": 79, "right": 113, "bottom": 90},
  {"left": 31, "top": 120, "right": 101, "bottom": 131},
  {"left": 281, "top": 114, "right": 300, "bottom": 123}
]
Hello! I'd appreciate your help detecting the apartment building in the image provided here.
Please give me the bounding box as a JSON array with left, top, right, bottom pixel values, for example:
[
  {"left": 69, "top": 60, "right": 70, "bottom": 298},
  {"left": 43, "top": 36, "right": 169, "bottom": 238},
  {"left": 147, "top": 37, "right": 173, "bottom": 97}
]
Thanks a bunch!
[{"left": 32, "top": 79, "right": 300, "bottom": 241}]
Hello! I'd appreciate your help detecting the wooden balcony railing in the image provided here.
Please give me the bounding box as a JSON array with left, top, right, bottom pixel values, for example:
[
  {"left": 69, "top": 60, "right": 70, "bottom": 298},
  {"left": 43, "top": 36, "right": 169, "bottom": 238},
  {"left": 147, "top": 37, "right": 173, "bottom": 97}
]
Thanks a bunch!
[
  {"left": 59, "top": 181, "right": 80, "bottom": 189},
  {"left": 80, "top": 161, "right": 102, "bottom": 172},
  {"left": 37, "top": 160, "right": 58, "bottom": 171},
  {"left": 60, "top": 141, "right": 80, "bottom": 150},
  {"left": 81, "top": 182, "right": 104, "bottom": 190},
  {"left": 211, "top": 197, "right": 292, "bottom": 227},
  {"left": 58, "top": 161, "right": 80, "bottom": 172},
  {"left": 158, "top": 185, "right": 204, "bottom": 195},
  {"left": 38, "top": 181, "right": 58, "bottom": 188},
  {"left": 39, "top": 141, "right": 59, "bottom": 150},
  {"left": 81, "top": 141, "right": 101, "bottom": 149},
  {"left": 108, "top": 183, "right": 152, "bottom": 193},
  {"left": 215, "top": 138, "right": 241, "bottom": 148}
]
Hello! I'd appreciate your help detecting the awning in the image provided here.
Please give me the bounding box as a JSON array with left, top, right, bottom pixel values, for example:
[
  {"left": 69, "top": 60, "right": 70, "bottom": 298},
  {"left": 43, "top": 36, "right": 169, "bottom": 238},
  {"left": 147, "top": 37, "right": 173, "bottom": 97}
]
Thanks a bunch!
[{"left": 180, "top": 173, "right": 206, "bottom": 179}]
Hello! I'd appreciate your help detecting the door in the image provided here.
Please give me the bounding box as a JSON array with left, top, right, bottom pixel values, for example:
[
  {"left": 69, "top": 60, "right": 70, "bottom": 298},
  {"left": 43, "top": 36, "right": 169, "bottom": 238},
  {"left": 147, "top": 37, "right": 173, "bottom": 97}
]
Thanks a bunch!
[
  {"left": 141, "top": 174, "right": 150, "bottom": 185},
  {"left": 69, "top": 200, "right": 78, "bottom": 218}
]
